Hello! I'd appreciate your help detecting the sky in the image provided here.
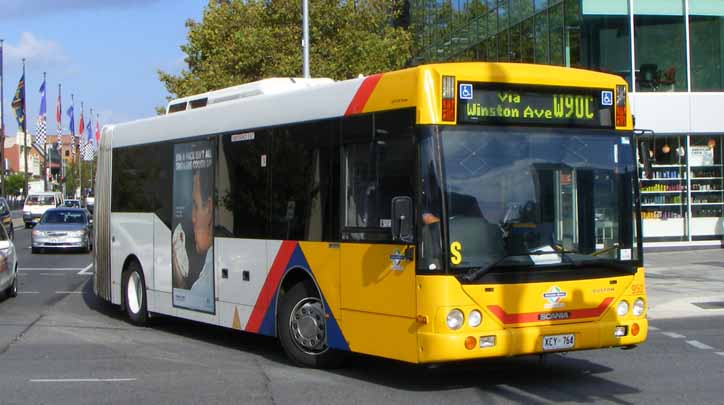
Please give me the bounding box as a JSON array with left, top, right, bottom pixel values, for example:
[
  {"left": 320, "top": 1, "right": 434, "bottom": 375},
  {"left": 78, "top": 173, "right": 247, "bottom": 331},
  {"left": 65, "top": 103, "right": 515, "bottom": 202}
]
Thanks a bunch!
[{"left": 0, "top": 0, "right": 207, "bottom": 138}]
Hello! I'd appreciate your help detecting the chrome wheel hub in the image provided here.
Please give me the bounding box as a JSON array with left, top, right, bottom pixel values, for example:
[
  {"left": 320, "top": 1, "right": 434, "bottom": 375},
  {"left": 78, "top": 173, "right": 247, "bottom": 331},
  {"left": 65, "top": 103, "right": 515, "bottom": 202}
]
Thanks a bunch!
[
  {"left": 289, "top": 297, "right": 328, "bottom": 354},
  {"left": 127, "top": 272, "right": 142, "bottom": 314}
]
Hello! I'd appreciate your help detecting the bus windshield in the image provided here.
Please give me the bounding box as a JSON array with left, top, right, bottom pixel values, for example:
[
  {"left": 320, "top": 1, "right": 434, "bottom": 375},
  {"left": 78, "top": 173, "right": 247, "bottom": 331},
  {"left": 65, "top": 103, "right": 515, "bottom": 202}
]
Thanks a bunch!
[{"left": 430, "top": 126, "right": 639, "bottom": 278}]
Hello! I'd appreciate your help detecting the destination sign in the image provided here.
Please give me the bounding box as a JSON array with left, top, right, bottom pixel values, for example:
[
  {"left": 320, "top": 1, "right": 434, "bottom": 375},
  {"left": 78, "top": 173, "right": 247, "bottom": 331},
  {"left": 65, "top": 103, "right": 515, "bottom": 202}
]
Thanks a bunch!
[{"left": 457, "top": 83, "right": 614, "bottom": 128}]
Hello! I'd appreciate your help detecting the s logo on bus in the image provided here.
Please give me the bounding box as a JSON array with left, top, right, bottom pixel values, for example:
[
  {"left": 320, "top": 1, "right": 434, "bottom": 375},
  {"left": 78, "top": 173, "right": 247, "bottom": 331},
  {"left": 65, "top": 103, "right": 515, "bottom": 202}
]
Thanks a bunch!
[{"left": 543, "top": 286, "right": 567, "bottom": 309}]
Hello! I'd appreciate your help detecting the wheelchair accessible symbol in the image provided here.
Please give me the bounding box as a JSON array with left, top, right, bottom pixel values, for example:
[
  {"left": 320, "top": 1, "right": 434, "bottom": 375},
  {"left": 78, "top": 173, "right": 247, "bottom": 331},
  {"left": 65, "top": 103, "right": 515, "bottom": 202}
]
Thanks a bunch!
[
  {"left": 459, "top": 83, "right": 473, "bottom": 100},
  {"left": 601, "top": 90, "right": 613, "bottom": 106}
]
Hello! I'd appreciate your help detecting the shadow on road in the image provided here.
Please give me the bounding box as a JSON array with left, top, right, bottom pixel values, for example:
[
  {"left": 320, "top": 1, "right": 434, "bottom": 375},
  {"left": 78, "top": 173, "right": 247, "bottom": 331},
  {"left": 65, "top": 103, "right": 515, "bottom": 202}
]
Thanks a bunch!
[{"left": 79, "top": 278, "right": 638, "bottom": 403}]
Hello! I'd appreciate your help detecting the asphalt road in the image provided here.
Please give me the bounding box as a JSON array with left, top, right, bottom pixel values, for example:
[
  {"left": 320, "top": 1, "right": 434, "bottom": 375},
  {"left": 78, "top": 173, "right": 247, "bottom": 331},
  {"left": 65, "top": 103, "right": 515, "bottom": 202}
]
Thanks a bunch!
[{"left": 0, "top": 227, "right": 723, "bottom": 404}]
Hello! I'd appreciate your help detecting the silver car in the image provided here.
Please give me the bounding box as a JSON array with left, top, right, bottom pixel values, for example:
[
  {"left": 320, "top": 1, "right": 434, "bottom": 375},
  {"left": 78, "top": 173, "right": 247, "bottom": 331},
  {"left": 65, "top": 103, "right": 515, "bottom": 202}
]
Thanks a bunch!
[
  {"left": 0, "top": 223, "right": 18, "bottom": 299},
  {"left": 31, "top": 208, "right": 93, "bottom": 253}
]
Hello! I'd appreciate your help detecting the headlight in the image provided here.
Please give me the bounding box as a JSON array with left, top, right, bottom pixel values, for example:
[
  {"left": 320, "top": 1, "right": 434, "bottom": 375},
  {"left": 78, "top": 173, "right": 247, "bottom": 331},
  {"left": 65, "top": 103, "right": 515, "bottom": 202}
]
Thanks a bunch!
[
  {"left": 632, "top": 298, "right": 645, "bottom": 316},
  {"left": 468, "top": 310, "right": 482, "bottom": 327},
  {"left": 24, "top": 211, "right": 31, "bottom": 216},
  {"left": 67, "top": 230, "right": 86, "bottom": 237},
  {"left": 446, "top": 309, "right": 464, "bottom": 330},
  {"left": 32, "top": 230, "right": 45, "bottom": 237},
  {"left": 617, "top": 300, "right": 629, "bottom": 317}
]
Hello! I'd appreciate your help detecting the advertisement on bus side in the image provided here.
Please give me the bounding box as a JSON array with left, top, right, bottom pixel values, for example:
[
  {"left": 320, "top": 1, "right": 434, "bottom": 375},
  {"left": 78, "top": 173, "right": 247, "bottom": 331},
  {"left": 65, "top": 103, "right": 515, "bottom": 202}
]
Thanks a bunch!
[{"left": 171, "top": 140, "right": 216, "bottom": 314}]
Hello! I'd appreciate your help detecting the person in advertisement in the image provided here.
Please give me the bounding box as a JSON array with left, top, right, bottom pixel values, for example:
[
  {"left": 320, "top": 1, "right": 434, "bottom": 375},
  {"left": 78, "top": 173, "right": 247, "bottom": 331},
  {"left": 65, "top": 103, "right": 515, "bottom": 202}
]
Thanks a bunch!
[{"left": 172, "top": 141, "right": 215, "bottom": 313}]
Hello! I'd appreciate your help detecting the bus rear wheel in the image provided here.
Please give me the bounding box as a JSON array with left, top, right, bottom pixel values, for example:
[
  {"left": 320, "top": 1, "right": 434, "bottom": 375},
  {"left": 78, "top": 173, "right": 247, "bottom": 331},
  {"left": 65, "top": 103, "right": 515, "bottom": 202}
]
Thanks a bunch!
[
  {"left": 123, "top": 261, "right": 149, "bottom": 325},
  {"left": 278, "top": 281, "right": 344, "bottom": 368}
]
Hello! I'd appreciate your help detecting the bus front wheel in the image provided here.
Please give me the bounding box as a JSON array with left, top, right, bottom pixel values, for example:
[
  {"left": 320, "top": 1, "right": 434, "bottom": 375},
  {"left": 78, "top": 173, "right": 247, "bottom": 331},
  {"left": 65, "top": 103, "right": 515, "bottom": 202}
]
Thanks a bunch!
[
  {"left": 278, "top": 281, "right": 345, "bottom": 368},
  {"left": 123, "top": 261, "right": 149, "bottom": 326}
]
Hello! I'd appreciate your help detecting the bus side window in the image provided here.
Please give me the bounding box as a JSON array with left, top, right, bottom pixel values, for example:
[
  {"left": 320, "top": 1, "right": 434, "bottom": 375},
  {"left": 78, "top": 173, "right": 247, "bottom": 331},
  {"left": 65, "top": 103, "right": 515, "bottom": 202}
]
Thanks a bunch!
[{"left": 341, "top": 109, "right": 415, "bottom": 242}]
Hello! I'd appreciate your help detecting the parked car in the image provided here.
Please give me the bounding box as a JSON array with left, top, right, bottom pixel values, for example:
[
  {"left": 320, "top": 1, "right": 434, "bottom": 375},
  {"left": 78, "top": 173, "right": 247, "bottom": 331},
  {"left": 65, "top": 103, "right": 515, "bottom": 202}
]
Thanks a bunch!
[
  {"left": 23, "top": 192, "right": 63, "bottom": 228},
  {"left": 31, "top": 208, "right": 93, "bottom": 253},
  {"left": 0, "top": 222, "right": 18, "bottom": 299},
  {"left": 0, "top": 197, "right": 14, "bottom": 240}
]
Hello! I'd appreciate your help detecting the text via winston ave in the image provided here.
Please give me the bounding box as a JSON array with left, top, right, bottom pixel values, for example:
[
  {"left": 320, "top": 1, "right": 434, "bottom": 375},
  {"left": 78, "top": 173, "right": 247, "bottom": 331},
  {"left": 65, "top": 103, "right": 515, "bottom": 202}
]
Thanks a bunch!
[{"left": 457, "top": 84, "right": 613, "bottom": 128}]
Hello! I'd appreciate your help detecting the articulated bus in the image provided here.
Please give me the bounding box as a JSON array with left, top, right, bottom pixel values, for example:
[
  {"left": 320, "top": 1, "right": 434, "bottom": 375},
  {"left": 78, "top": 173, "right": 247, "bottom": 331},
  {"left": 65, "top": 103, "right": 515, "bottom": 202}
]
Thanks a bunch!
[{"left": 94, "top": 62, "right": 647, "bottom": 367}]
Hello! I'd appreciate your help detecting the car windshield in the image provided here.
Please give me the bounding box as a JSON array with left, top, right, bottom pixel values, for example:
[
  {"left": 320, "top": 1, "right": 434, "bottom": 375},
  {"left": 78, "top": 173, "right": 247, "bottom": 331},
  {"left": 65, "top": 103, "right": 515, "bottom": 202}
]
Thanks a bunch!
[
  {"left": 42, "top": 211, "right": 86, "bottom": 224},
  {"left": 27, "top": 195, "right": 55, "bottom": 206},
  {"left": 64, "top": 200, "right": 80, "bottom": 207},
  {"left": 420, "top": 126, "right": 639, "bottom": 278}
]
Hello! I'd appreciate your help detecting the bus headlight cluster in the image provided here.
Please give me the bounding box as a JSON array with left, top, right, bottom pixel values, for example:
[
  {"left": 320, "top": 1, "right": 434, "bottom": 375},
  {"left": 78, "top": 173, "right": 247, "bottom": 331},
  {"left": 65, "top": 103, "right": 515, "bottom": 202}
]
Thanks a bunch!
[
  {"left": 468, "top": 310, "right": 482, "bottom": 327},
  {"left": 616, "top": 300, "right": 629, "bottom": 316},
  {"left": 632, "top": 298, "right": 646, "bottom": 316},
  {"left": 446, "top": 309, "right": 464, "bottom": 330}
]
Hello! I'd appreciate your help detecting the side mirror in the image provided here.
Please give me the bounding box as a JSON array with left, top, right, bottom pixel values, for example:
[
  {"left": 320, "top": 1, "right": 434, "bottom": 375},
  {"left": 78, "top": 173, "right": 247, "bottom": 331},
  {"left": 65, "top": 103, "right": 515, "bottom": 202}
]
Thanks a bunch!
[
  {"left": 639, "top": 141, "right": 653, "bottom": 180},
  {"left": 391, "top": 196, "right": 414, "bottom": 243}
]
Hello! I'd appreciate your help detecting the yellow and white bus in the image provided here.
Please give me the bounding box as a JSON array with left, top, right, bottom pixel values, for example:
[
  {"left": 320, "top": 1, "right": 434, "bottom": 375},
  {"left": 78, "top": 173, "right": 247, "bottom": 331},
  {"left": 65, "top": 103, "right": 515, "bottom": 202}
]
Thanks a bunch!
[{"left": 94, "top": 62, "right": 647, "bottom": 367}]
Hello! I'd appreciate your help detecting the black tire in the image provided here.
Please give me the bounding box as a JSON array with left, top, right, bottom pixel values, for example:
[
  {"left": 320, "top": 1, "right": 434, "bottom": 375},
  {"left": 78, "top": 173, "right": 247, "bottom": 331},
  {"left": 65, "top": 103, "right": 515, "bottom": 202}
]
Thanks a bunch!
[
  {"left": 31, "top": 247, "right": 40, "bottom": 254},
  {"left": 25, "top": 222, "right": 32, "bottom": 229},
  {"left": 277, "top": 281, "right": 345, "bottom": 368},
  {"left": 122, "top": 261, "right": 149, "bottom": 325},
  {"left": 6, "top": 268, "right": 17, "bottom": 298}
]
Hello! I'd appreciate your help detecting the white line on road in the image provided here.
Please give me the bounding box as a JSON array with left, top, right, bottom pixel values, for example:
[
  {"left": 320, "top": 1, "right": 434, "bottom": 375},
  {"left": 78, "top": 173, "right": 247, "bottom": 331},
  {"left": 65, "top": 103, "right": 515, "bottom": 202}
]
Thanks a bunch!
[
  {"left": 77, "top": 263, "right": 93, "bottom": 275},
  {"left": 29, "top": 378, "right": 137, "bottom": 383},
  {"left": 18, "top": 291, "right": 40, "bottom": 294},
  {"left": 649, "top": 326, "right": 659, "bottom": 331},
  {"left": 55, "top": 291, "right": 83, "bottom": 294},
  {"left": 716, "top": 352, "right": 724, "bottom": 357},
  {"left": 39, "top": 273, "right": 67, "bottom": 277},
  {"left": 686, "top": 340, "right": 714, "bottom": 350},
  {"left": 661, "top": 332, "right": 686, "bottom": 339},
  {"left": 20, "top": 268, "right": 88, "bottom": 271}
]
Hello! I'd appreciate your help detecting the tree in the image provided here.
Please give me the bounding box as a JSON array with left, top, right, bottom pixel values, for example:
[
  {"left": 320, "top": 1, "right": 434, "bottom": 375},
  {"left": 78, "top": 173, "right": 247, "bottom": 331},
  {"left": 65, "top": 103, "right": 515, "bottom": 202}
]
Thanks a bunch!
[
  {"left": 4, "top": 173, "right": 26, "bottom": 198},
  {"left": 158, "top": 0, "right": 413, "bottom": 101},
  {"left": 63, "top": 159, "right": 95, "bottom": 199}
]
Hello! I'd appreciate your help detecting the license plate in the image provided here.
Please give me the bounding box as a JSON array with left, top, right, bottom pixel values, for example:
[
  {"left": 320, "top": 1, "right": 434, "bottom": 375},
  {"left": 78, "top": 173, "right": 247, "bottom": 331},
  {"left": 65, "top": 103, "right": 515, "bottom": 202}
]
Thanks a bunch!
[{"left": 542, "top": 334, "right": 575, "bottom": 351}]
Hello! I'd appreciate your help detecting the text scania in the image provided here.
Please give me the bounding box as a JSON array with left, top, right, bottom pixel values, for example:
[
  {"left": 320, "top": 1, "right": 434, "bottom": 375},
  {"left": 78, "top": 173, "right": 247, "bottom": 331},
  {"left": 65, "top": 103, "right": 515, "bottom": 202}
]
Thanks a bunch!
[
  {"left": 465, "top": 92, "right": 595, "bottom": 121},
  {"left": 538, "top": 312, "right": 571, "bottom": 321}
]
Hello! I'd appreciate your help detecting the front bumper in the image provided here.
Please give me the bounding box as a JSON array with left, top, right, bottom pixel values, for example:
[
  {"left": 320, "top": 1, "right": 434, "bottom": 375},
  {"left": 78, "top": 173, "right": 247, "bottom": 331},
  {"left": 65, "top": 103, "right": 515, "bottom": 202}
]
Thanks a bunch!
[
  {"left": 23, "top": 213, "right": 41, "bottom": 224},
  {"left": 417, "top": 318, "right": 648, "bottom": 363},
  {"left": 32, "top": 235, "right": 90, "bottom": 249}
]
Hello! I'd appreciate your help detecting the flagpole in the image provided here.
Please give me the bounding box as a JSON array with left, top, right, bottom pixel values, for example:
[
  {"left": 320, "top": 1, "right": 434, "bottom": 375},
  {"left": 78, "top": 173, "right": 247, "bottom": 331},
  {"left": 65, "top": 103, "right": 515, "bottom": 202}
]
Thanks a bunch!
[
  {"left": 22, "top": 59, "right": 28, "bottom": 198},
  {"left": 0, "top": 39, "right": 5, "bottom": 197},
  {"left": 79, "top": 102, "right": 83, "bottom": 201}
]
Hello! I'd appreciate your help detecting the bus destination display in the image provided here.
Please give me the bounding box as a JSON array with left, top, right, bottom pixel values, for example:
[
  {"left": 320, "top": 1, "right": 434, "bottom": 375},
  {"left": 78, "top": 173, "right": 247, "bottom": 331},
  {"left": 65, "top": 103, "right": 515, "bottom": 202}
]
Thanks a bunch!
[{"left": 457, "top": 83, "right": 614, "bottom": 128}]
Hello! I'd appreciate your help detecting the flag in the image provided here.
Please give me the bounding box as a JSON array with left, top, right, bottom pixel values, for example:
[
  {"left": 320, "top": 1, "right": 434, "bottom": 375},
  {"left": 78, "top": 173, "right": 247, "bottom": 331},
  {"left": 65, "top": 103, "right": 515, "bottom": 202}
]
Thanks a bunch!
[
  {"left": 35, "top": 78, "right": 47, "bottom": 148},
  {"left": 11, "top": 73, "right": 25, "bottom": 130},
  {"left": 66, "top": 104, "right": 75, "bottom": 157},
  {"left": 78, "top": 109, "right": 85, "bottom": 159},
  {"left": 83, "top": 113, "right": 93, "bottom": 161},
  {"left": 56, "top": 85, "right": 62, "bottom": 149},
  {"left": 94, "top": 117, "right": 100, "bottom": 142}
]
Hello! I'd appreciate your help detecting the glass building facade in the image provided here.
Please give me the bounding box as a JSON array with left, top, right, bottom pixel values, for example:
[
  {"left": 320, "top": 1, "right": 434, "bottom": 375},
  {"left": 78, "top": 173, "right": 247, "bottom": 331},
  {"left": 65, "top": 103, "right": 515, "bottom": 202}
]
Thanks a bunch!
[{"left": 411, "top": 0, "right": 724, "bottom": 243}]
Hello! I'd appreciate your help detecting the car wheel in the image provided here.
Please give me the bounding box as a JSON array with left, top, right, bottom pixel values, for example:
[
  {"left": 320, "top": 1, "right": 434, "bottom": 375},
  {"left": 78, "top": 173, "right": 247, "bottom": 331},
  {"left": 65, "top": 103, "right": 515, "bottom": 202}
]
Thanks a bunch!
[
  {"left": 7, "top": 268, "right": 17, "bottom": 298},
  {"left": 25, "top": 223, "right": 32, "bottom": 229},
  {"left": 123, "top": 261, "right": 149, "bottom": 325},
  {"left": 278, "top": 281, "right": 345, "bottom": 368},
  {"left": 31, "top": 247, "right": 39, "bottom": 254}
]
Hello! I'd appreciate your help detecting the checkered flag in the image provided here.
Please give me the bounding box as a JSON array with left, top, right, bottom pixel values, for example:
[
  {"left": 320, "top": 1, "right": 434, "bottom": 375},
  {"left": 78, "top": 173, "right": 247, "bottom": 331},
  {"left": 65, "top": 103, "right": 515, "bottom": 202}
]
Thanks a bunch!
[{"left": 35, "top": 116, "right": 47, "bottom": 148}]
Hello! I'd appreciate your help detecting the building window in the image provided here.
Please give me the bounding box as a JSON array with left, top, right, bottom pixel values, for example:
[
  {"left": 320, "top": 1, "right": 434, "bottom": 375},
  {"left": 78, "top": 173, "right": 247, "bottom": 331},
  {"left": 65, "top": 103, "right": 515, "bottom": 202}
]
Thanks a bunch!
[
  {"left": 582, "top": 0, "right": 632, "bottom": 87},
  {"left": 633, "top": 0, "right": 687, "bottom": 92},
  {"left": 689, "top": 0, "right": 724, "bottom": 91}
]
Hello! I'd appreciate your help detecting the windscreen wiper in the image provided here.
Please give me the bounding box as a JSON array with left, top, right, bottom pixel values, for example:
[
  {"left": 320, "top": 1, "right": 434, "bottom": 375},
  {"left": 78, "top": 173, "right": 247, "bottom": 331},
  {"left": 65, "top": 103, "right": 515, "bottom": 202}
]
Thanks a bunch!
[{"left": 460, "top": 256, "right": 518, "bottom": 282}]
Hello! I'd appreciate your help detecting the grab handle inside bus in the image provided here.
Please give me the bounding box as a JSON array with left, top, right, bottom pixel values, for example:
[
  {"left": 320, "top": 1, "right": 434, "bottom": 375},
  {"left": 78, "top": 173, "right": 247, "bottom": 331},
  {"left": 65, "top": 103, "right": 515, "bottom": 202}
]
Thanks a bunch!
[{"left": 391, "top": 196, "right": 414, "bottom": 244}]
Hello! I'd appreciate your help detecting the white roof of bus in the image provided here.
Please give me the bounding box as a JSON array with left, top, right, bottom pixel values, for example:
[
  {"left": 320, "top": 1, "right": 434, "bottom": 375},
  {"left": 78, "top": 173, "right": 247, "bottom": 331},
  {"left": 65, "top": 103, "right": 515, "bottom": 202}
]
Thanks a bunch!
[{"left": 108, "top": 75, "right": 367, "bottom": 148}]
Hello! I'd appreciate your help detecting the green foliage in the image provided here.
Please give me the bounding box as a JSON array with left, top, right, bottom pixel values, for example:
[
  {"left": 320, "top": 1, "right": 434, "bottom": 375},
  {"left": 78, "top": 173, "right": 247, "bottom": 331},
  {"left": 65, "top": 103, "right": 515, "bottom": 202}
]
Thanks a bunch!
[
  {"left": 63, "top": 159, "right": 95, "bottom": 198},
  {"left": 4, "top": 173, "right": 26, "bottom": 196},
  {"left": 158, "top": 0, "right": 413, "bottom": 101}
]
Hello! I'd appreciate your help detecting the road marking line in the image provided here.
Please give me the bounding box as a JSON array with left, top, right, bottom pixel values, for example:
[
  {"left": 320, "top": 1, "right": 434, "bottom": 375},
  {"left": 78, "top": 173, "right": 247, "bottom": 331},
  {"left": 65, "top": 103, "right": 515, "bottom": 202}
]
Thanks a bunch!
[
  {"left": 649, "top": 326, "right": 659, "bottom": 331},
  {"left": 29, "top": 378, "right": 136, "bottom": 383},
  {"left": 55, "top": 291, "right": 83, "bottom": 294},
  {"left": 77, "top": 263, "right": 93, "bottom": 275},
  {"left": 20, "top": 268, "right": 87, "bottom": 271},
  {"left": 716, "top": 352, "right": 724, "bottom": 357},
  {"left": 687, "top": 340, "right": 714, "bottom": 350},
  {"left": 39, "top": 273, "right": 67, "bottom": 276},
  {"left": 18, "top": 291, "right": 40, "bottom": 294},
  {"left": 661, "top": 332, "right": 686, "bottom": 339}
]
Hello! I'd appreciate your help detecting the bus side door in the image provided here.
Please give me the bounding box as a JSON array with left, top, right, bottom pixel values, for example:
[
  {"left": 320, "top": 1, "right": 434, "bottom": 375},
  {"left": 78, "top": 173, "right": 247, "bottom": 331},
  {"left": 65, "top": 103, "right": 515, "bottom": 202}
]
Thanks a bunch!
[{"left": 338, "top": 111, "right": 419, "bottom": 363}]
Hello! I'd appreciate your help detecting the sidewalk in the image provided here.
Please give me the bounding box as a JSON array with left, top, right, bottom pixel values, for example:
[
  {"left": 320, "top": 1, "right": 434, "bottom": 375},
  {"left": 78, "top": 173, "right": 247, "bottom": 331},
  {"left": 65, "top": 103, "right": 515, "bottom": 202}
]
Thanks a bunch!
[{"left": 645, "top": 248, "right": 724, "bottom": 319}]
